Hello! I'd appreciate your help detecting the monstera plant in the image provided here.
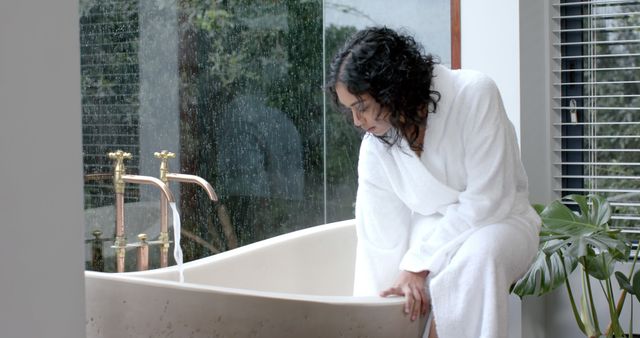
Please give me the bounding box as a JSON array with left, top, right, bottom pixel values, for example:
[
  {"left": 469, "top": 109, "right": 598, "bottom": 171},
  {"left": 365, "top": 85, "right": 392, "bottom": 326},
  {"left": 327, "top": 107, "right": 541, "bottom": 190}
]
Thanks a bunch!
[{"left": 511, "top": 194, "right": 640, "bottom": 338}]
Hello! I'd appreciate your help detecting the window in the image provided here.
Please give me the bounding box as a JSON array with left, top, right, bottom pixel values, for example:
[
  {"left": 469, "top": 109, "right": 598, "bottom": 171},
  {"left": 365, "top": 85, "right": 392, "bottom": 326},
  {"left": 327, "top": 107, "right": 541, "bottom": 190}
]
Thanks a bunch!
[
  {"left": 555, "top": 0, "right": 640, "bottom": 229},
  {"left": 80, "top": 0, "right": 457, "bottom": 272},
  {"left": 81, "top": 0, "right": 141, "bottom": 209}
]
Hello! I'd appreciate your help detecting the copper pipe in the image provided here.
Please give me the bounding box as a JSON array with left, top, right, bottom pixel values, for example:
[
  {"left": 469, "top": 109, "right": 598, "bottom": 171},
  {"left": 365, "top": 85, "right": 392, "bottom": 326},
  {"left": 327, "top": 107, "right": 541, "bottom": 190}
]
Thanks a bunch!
[
  {"left": 161, "top": 173, "right": 220, "bottom": 265},
  {"left": 155, "top": 150, "right": 217, "bottom": 201},
  {"left": 115, "top": 193, "right": 125, "bottom": 239},
  {"left": 121, "top": 174, "right": 175, "bottom": 271},
  {"left": 159, "top": 194, "right": 169, "bottom": 268},
  {"left": 155, "top": 151, "right": 175, "bottom": 267},
  {"left": 112, "top": 176, "right": 175, "bottom": 273},
  {"left": 84, "top": 173, "right": 113, "bottom": 182},
  {"left": 121, "top": 175, "right": 176, "bottom": 203},
  {"left": 115, "top": 192, "right": 125, "bottom": 272},
  {"left": 136, "top": 234, "right": 149, "bottom": 271},
  {"left": 163, "top": 173, "right": 241, "bottom": 252},
  {"left": 165, "top": 173, "right": 218, "bottom": 201},
  {"left": 109, "top": 150, "right": 130, "bottom": 272}
]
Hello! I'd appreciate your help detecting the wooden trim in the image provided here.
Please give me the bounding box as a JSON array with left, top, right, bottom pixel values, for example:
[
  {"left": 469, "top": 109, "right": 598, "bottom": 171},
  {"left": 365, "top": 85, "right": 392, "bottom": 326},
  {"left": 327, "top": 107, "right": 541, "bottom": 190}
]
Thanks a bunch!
[{"left": 451, "top": 0, "right": 461, "bottom": 69}]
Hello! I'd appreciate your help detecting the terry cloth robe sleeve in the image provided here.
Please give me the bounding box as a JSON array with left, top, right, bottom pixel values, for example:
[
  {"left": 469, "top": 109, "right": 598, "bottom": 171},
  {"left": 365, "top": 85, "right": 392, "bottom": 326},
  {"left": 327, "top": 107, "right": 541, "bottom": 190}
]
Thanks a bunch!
[
  {"left": 353, "top": 136, "right": 413, "bottom": 296},
  {"left": 354, "top": 131, "right": 461, "bottom": 294},
  {"left": 399, "top": 74, "right": 525, "bottom": 275}
]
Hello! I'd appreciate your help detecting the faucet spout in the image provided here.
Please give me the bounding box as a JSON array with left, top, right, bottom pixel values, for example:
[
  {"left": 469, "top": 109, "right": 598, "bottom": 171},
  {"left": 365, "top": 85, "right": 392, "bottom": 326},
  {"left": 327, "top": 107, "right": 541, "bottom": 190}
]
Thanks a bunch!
[
  {"left": 122, "top": 174, "right": 176, "bottom": 203},
  {"left": 165, "top": 173, "right": 218, "bottom": 201},
  {"left": 154, "top": 150, "right": 217, "bottom": 201},
  {"left": 154, "top": 150, "right": 233, "bottom": 264}
]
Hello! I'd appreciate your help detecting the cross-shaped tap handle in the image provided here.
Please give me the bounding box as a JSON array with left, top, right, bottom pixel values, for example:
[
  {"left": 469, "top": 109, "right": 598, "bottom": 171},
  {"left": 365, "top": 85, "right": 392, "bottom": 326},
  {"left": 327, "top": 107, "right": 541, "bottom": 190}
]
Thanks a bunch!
[
  {"left": 154, "top": 150, "right": 176, "bottom": 160},
  {"left": 154, "top": 150, "right": 176, "bottom": 182},
  {"left": 108, "top": 150, "right": 133, "bottom": 163}
]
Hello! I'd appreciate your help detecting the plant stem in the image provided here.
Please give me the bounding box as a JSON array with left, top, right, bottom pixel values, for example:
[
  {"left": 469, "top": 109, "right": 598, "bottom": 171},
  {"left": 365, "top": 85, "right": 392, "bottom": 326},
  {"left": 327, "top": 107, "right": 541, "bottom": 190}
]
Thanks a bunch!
[
  {"left": 583, "top": 258, "right": 601, "bottom": 333},
  {"left": 630, "top": 298, "right": 633, "bottom": 338},
  {"left": 564, "top": 256, "right": 588, "bottom": 335},
  {"left": 607, "top": 290, "right": 628, "bottom": 336},
  {"left": 607, "top": 239, "right": 640, "bottom": 335},
  {"left": 604, "top": 277, "right": 623, "bottom": 336}
]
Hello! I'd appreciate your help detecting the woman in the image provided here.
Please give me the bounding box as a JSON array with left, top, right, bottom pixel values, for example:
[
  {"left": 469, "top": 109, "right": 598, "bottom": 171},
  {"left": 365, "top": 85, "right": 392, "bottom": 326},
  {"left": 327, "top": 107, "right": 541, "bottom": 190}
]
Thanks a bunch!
[{"left": 327, "top": 27, "right": 540, "bottom": 338}]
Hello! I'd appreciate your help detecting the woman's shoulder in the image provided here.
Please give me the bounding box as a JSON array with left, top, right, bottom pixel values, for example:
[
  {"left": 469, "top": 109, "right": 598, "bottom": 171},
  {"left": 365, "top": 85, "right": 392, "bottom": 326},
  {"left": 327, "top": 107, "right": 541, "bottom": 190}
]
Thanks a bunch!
[
  {"left": 359, "top": 133, "right": 385, "bottom": 159},
  {"left": 434, "top": 65, "right": 497, "bottom": 92},
  {"left": 357, "top": 134, "right": 395, "bottom": 187},
  {"left": 431, "top": 66, "right": 499, "bottom": 115},
  {"left": 359, "top": 130, "right": 411, "bottom": 157},
  {"left": 453, "top": 69, "right": 498, "bottom": 94},
  {"left": 358, "top": 133, "right": 407, "bottom": 171}
]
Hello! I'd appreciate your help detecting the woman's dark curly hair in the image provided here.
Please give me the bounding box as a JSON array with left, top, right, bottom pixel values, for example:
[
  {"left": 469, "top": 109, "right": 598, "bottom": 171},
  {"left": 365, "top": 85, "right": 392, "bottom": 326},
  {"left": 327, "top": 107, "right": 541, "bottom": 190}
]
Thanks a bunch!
[{"left": 327, "top": 26, "right": 440, "bottom": 151}]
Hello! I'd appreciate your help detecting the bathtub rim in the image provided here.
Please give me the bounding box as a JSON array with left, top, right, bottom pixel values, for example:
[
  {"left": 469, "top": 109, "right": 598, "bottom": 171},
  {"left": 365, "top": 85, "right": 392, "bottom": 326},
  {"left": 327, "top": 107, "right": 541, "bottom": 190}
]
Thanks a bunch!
[
  {"left": 179, "top": 218, "right": 357, "bottom": 270},
  {"left": 85, "top": 270, "right": 405, "bottom": 307},
  {"left": 85, "top": 219, "right": 406, "bottom": 307}
]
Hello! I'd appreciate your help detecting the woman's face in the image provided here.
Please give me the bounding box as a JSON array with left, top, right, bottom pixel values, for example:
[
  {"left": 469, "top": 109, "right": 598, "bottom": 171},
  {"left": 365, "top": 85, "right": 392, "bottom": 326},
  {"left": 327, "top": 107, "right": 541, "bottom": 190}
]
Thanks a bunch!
[{"left": 335, "top": 82, "right": 392, "bottom": 136}]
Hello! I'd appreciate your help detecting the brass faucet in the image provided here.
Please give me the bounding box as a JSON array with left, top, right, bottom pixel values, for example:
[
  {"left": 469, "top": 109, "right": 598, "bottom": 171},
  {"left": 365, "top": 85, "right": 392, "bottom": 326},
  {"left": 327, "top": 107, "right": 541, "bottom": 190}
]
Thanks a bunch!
[
  {"left": 108, "top": 150, "right": 175, "bottom": 273},
  {"left": 154, "top": 150, "right": 226, "bottom": 267}
]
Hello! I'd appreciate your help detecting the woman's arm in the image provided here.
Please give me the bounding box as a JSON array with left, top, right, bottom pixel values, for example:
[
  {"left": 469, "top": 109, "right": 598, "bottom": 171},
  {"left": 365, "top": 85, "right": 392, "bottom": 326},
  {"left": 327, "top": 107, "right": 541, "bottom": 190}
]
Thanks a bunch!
[{"left": 357, "top": 137, "right": 432, "bottom": 321}]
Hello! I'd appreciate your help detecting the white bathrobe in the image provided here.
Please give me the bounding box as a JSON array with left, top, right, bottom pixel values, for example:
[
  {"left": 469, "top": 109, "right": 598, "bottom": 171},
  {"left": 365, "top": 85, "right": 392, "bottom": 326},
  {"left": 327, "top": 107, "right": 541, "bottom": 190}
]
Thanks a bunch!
[{"left": 353, "top": 65, "right": 541, "bottom": 338}]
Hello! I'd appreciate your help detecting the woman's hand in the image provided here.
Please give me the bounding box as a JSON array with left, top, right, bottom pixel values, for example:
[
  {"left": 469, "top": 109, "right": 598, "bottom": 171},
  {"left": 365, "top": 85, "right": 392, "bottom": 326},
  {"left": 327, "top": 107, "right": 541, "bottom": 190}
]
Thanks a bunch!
[{"left": 380, "top": 270, "right": 430, "bottom": 321}]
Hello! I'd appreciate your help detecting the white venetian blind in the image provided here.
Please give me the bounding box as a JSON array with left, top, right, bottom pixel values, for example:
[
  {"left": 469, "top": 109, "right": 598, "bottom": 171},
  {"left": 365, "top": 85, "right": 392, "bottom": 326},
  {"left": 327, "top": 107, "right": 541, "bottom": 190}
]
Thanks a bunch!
[{"left": 553, "top": 0, "right": 640, "bottom": 229}]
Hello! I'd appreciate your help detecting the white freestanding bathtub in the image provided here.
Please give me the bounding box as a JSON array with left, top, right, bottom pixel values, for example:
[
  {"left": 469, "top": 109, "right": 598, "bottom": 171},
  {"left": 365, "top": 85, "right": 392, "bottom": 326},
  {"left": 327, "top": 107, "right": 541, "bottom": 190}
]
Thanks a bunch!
[{"left": 85, "top": 219, "right": 426, "bottom": 337}]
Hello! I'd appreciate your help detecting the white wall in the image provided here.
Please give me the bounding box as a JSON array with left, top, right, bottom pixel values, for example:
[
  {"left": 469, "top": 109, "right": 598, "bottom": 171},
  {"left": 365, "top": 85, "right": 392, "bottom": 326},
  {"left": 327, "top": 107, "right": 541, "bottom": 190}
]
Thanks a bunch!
[
  {"left": 460, "top": 0, "right": 521, "bottom": 140},
  {"left": 519, "top": 0, "right": 555, "bottom": 207},
  {"left": 518, "top": 0, "right": 555, "bottom": 336},
  {"left": 0, "top": 1, "right": 86, "bottom": 337}
]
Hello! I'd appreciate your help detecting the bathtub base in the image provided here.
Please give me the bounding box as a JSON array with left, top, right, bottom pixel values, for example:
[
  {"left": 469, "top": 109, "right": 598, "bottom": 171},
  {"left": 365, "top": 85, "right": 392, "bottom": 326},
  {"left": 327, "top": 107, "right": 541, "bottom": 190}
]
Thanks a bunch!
[{"left": 86, "top": 274, "right": 426, "bottom": 337}]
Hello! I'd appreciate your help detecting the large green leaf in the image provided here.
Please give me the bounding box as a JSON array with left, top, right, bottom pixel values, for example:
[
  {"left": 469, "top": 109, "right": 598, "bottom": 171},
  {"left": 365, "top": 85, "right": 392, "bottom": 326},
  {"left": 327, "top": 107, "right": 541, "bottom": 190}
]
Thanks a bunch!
[
  {"left": 566, "top": 194, "right": 610, "bottom": 227},
  {"left": 615, "top": 271, "right": 633, "bottom": 294},
  {"left": 589, "top": 195, "right": 611, "bottom": 227},
  {"left": 538, "top": 200, "right": 587, "bottom": 234},
  {"left": 583, "top": 250, "right": 616, "bottom": 280},
  {"left": 569, "top": 194, "right": 592, "bottom": 225},
  {"left": 538, "top": 195, "right": 627, "bottom": 263},
  {"left": 512, "top": 194, "right": 628, "bottom": 298},
  {"left": 511, "top": 242, "right": 578, "bottom": 297},
  {"left": 633, "top": 270, "right": 640, "bottom": 303},
  {"left": 533, "top": 203, "right": 546, "bottom": 215}
]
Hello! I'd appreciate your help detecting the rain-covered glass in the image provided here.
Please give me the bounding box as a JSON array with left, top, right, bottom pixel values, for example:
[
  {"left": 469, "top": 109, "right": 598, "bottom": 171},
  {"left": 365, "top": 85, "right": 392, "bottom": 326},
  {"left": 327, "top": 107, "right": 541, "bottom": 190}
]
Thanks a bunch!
[{"left": 80, "top": 0, "right": 453, "bottom": 271}]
